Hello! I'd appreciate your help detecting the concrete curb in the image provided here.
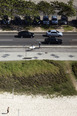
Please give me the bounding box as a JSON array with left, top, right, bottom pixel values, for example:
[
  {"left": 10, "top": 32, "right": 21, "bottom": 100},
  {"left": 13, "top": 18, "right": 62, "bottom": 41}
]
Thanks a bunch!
[{"left": 0, "top": 45, "right": 77, "bottom": 48}]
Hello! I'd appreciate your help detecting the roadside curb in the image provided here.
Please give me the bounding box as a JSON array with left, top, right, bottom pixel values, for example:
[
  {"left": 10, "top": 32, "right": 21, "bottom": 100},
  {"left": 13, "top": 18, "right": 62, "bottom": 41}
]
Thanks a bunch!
[{"left": 0, "top": 45, "right": 77, "bottom": 48}]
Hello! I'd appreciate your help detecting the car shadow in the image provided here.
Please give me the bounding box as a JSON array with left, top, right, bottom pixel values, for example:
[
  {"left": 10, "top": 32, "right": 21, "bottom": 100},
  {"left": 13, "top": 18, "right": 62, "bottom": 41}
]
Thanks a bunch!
[
  {"left": 41, "top": 41, "right": 47, "bottom": 44},
  {"left": 41, "top": 41, "right": 62, "bottom": 45},
  {"left": 14, "top": 35, "right": 21, "bottom": 38},
  {"left": 42, "top": 34, "right": 48, "bottom": 37}
]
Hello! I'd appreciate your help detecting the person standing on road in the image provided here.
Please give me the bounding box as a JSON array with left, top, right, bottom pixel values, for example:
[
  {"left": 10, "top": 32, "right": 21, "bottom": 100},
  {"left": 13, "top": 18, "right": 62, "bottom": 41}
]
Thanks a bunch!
[{"left": 39, "top": 42, "right": 41, "bottom": 48}]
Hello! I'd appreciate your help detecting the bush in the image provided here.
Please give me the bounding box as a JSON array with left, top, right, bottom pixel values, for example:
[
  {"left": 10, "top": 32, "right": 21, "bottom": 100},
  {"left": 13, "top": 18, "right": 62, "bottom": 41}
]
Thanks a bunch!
[{"left": 72, "top": 62, "right": 77, "bottom": 79}]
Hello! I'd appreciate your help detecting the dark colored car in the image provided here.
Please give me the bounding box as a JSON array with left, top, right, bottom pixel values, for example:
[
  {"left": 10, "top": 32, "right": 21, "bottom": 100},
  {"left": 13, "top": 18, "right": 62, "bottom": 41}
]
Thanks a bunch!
[
  {"left": 18, "top": 31, "right": 34, "bottom": 38},
  {"left": 33, "top": 16, "right": 41, "bottom": 25},
  {"left": 44, "top": 37, "right": 62, "bottom": 44},
  {"left": 24, "top": 16, "right": 32, "bottom": 25},
  {"left": 60, "top": 15, "right": 68, "bottom": 25},
  {"left": 1, "top": 15, "right": 10, "bottom": 25},
  {"left": 13, "top": 16, "right": 22, "bottom": 25},
  {"left": 72, "top": 19, "right": 77, "bottom": 26}
]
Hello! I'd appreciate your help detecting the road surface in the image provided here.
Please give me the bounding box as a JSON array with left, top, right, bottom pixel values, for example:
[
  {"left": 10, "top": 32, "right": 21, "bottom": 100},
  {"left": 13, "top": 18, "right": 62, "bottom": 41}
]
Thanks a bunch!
[{"left": 0, "top": 32, "right": 77, "bottom": 46}]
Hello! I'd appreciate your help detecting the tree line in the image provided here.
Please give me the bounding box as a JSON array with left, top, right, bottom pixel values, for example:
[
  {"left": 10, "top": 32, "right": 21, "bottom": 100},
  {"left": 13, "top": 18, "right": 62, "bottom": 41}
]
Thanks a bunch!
[{"left": 0, "top": 0, "right": 76, "bottom": 19}]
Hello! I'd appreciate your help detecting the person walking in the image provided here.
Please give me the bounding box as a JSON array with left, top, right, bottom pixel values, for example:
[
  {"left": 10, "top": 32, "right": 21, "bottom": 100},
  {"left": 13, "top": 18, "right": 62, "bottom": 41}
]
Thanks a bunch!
[{"left": 7, "top": 107, "right": 9, "bottom": 113}]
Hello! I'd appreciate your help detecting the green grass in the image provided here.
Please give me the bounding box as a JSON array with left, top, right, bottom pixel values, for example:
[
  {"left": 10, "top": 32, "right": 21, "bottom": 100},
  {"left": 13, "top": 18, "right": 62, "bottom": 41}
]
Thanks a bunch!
[
  {"left": 2, "top": 25, "right": 12, "bottom": 31},
  {"left": 23, "top": 25, "right": 58, "bottom": 31},
  {"left": 1, "top": 24, "right": 76, "bottom": 32},
  {"left": 41, "top": 25, "right": 59, "bottom": 30},
  {"left": 63, "top": 25, "right": 74, "bottom": 31},
  {"left": 0, "top": 60, "right": 76, "bottom": 96}
]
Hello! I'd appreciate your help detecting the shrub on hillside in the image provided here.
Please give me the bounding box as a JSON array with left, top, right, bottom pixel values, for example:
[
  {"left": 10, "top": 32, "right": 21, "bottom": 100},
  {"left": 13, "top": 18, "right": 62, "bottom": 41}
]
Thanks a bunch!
[{"left": 72, "top": 62, "right": 77, "bottom": 79}]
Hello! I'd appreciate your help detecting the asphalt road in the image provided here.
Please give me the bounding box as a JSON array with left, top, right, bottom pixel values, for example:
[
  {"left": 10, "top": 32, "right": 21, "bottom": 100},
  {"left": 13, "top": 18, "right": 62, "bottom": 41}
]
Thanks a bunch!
[{"left": 0, "top": 32, "right": 77, "bottom": 46}]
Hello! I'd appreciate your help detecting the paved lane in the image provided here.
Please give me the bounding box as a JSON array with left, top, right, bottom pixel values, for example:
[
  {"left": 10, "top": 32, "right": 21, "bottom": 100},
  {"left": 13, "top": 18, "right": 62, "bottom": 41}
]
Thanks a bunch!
[{"left": 0, "top": 32, "right": 77, "bottom": 45}]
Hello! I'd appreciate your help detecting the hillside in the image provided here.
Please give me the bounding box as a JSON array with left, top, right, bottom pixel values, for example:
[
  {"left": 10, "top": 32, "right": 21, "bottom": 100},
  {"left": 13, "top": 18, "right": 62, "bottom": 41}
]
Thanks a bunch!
[{"left": 0, "top": 60, "right": 77, "bottom": 96}]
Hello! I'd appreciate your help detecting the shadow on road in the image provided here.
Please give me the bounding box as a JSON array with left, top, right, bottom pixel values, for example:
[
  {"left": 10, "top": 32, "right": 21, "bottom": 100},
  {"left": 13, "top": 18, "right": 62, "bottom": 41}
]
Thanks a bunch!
[{"left": 42, "top": 34, "right": 48, "bottom": 37}]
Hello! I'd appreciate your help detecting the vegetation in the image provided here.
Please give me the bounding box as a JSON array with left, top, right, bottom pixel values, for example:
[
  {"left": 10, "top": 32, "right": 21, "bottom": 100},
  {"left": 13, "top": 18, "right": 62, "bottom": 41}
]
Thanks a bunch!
[
  {"left": 51, "top": 0, "right": 76, "bottom": 17},
  {"left": 0, "top": 60, "right": 76, "bottom": 96},
  {"left": 72, "top": 62, "right": 77, "bottom": 79},
  {"left": 0, "top": 0, "right": 76, "bottom": 32},
  {"left": 63, "top": 25, "right": 74, "bottom": 31},
  {"left": 41, "top": 25, "right": 59, "bottom": 30},
  {"left": 0, "top": 0, "right": 76, "bottom": 18},
  {"left": 37, "top": 1, "right": 55, "bottom": 16}
]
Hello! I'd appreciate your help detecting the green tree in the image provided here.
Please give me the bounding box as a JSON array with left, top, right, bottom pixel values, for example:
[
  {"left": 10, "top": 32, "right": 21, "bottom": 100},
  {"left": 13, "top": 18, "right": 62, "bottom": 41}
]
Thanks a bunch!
[
  {"left": 0, "top": 0, "right": 10, "bottom": 17},
  {"left": 0, "top": 0, "right": 21, "bottom": 18},
  {"left": 0, "top": 0, "right": 36, "bottom": 18},
  {"left": 23, "top": 1, "right": 38, "bottom": 17},
  {"left": 51, "top": 1, "right": 76, "bottom": 17},
  {"left": 68, "top": 0, "right": 74, "bottom": 6},
  {"left": 58, "top": 2, "right": 76, "bottom": 16},
  {"left": 37, "top": 1, "right": 55, "bottom": 16}
]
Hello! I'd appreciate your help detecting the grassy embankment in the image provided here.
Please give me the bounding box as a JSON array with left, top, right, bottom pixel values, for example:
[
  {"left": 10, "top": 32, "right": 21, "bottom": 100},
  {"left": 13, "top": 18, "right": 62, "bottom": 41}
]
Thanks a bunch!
[{"left": 0, "top": 60, "right": 77, "bottom": 96}]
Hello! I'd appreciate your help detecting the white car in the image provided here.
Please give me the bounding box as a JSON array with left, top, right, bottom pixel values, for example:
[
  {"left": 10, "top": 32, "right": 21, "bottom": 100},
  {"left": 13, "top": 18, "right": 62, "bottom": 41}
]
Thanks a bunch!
[{"left": 46, "top": 30, "right": 63, "bottom": 37}]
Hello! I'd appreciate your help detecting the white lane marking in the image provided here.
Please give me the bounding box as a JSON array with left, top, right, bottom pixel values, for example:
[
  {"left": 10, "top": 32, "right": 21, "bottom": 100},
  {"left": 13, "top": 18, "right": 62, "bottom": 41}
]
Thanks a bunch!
[
  {"left": 64, "top": 34, "right": 77, "bottom": 35},
  {"left": 72, "top": 39, "right": 77, "bottom": 41},
  {"left": 0, "top": 34, "right": 16, "bottom": 35},
  {"left": 0, "top": 39, "right": 13, "bottom": 41},
  {"left": 36, "top": 39, "right": 44, "bottom": 41}
]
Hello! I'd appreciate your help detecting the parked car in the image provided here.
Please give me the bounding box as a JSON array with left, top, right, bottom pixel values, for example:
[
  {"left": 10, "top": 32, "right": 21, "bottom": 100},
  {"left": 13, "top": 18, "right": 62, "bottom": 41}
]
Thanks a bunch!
[
  {"left": 18, "top": 31, "right": 34, "bottom": 38},
  {"left": 60, "top": 15, "right": 68, "bottom": 25},
  {"left": 44, "top": 37, "right": 62, "bottom": 44},
  {"left": 33, "top": 16, "right": 41, "bottom": 25},
  {"left": 43, "top": 16, "right": 50, "bottom": 25},
  {"left": 1, "top": 15, "right": 10, "bottom": 25},
  {"left": 72, "top": 19, "right": 77, "bottom": 26},
  {"left": 13, "top": 16, "right": 22, "bottom": 25},
  {"left": 46, "top": 30, "right": 63, "bottom": 37},
  {"left": 51, "top": 15, "right": 58, "bottom": 25},
  {"left": 24, "top": 16, "right": 32, "bottom": 25}
]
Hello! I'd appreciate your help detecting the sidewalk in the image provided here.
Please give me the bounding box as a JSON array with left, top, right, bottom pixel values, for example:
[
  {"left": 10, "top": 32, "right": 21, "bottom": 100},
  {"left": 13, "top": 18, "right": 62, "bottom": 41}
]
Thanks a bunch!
[{"left": 0, "top": 49, "right": 77, "bottom": 61}]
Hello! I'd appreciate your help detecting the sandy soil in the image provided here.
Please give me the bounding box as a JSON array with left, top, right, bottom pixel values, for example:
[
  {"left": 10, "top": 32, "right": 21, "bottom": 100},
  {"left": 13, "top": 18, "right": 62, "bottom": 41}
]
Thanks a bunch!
[{"left": 0, "top": 92, "right": 77, "bottom": 116}]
